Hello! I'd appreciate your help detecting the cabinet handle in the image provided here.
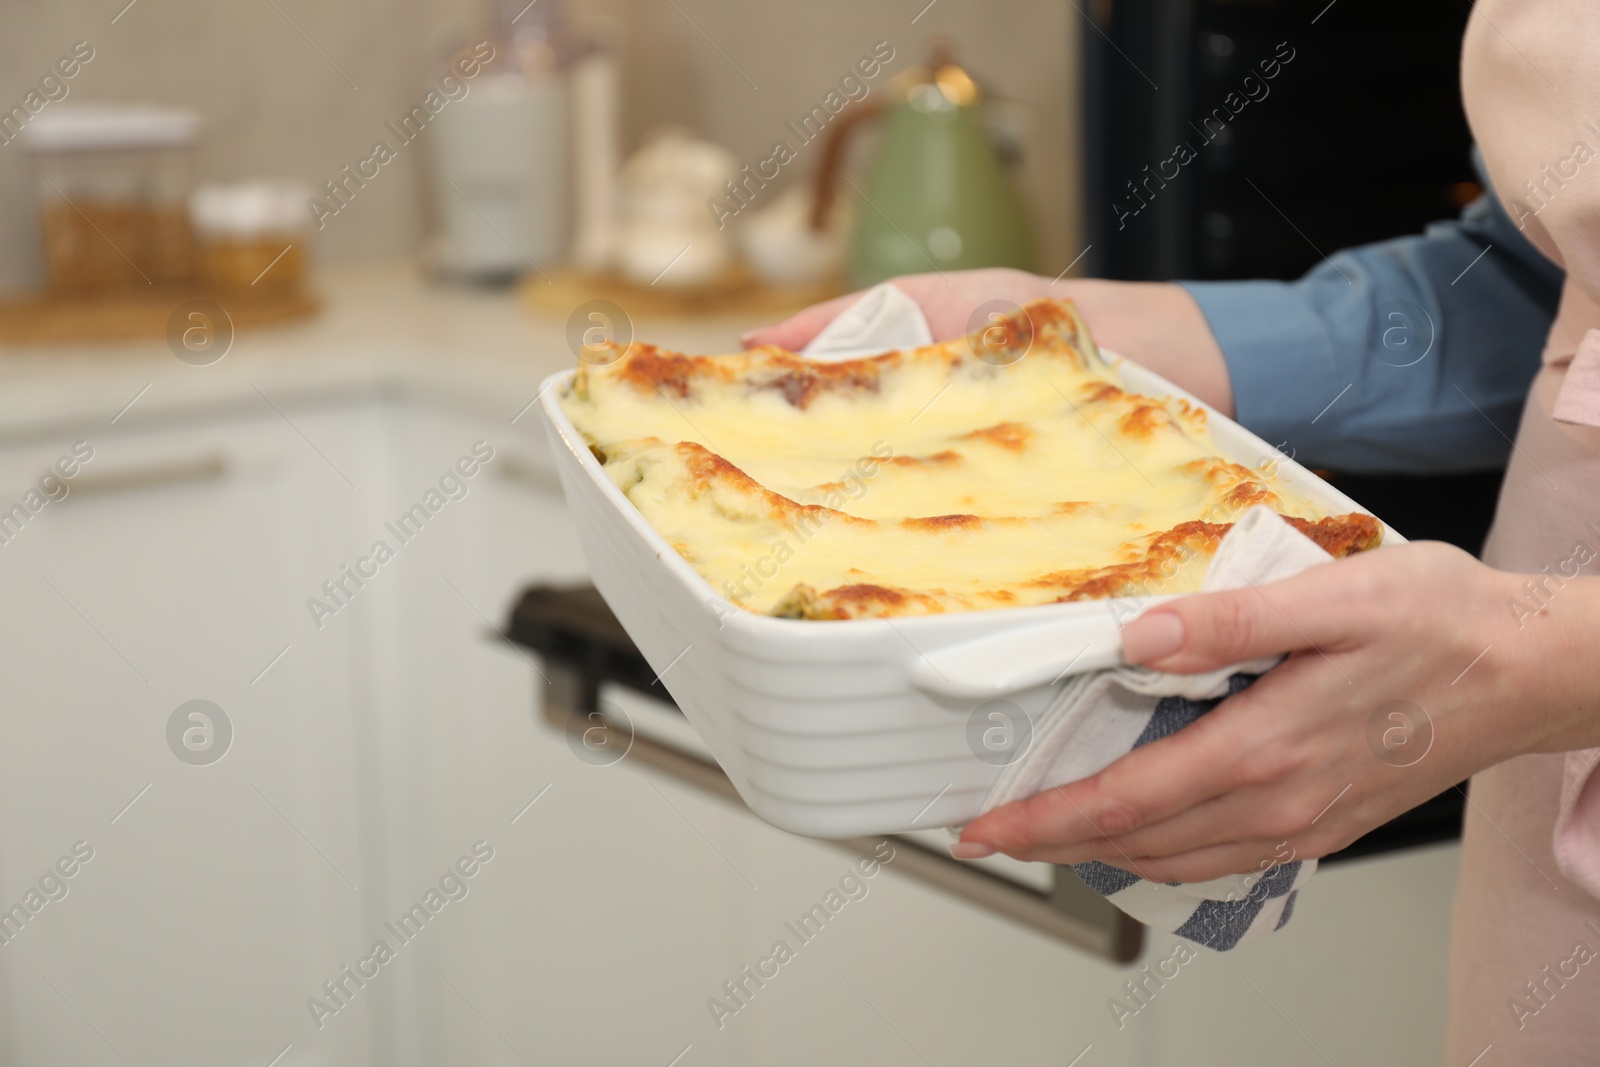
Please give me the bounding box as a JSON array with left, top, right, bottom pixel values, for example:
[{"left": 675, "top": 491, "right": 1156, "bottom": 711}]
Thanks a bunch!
[
  {"left": 65, "top": 454, "right": 229, "bottom": 497},
  {"left": 492, "top": 453, "right": 558, "bottom": 492}
]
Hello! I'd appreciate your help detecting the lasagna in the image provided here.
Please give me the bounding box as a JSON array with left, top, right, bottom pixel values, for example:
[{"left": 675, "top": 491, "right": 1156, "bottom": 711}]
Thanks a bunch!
[{"left": 560, "top": 299, "right": 1379, "bottom": 619}]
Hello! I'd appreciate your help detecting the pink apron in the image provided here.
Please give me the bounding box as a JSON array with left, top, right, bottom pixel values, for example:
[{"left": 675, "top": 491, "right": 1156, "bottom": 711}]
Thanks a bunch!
[{"left": 1447, "top": 4, "right": 1600, "bottom": 1057}]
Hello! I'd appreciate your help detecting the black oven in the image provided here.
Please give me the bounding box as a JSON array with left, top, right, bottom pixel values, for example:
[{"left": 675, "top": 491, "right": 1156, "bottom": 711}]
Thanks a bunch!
[
  {"left": 1079, "top": 0, "right": 1487, "bottom": 850},
  {"left": 1080, "top": 0, "right": 1500, "bottom": 548},
  {"left": 1081, "top": 0, "right": 1479, "bottom": 284}
]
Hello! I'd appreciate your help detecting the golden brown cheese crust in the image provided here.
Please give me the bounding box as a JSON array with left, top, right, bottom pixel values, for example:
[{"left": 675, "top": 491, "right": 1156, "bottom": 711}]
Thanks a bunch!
[
  {"left": 575, "top": 297, "right": 1099, "bottom": 405},
  {"left": 769, "top": 514, "right": 1382, "bottom": 620},
  {"left": 565, "top": 298, "right": 1381, "bottom": 620},
  {"left": 675, "top": 441, "right": 872, "bottom": 530}
]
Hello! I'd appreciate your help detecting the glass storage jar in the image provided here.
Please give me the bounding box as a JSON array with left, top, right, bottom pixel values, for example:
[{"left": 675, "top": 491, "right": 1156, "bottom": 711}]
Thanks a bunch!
[
  {"left": 22, "top": 103, "right": 200, "bottom": 292},
  {"left": 189, "top": 181, "right": 310, "bottom": 293}
]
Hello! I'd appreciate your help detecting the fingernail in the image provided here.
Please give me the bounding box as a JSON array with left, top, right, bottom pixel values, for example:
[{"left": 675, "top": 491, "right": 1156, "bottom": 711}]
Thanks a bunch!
[
  {"left": 738, "top": 330, "right": 759, "bottom": 347},
  {"left": 1123, "top": 611, "right": 1185, "bottom": 664},
  {"left": 950, "top": 841, "right": 995, "bottom": 860}
]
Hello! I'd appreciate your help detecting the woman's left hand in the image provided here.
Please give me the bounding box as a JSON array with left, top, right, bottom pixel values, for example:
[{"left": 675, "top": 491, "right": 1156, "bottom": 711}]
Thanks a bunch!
[{"left": 953, "top": 541, "right": 1556, "bottom": 882}]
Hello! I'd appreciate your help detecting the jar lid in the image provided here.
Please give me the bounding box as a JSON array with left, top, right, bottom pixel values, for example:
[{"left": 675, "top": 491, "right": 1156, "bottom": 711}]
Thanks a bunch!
[
  {"left": 190, "top": 181, "right": 310, "bottom": 238},
  {"left": 21, "top": 103, "right": 201, "bottom": 153}
]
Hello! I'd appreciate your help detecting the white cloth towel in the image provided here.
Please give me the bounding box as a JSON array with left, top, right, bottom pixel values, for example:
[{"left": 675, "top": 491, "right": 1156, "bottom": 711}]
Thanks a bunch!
[
  {"left": 980, "top": 506, "right": 1336, "bottom": 949},
  {"left": 801, "top": 282, "right": 933, "bottom": 361}
]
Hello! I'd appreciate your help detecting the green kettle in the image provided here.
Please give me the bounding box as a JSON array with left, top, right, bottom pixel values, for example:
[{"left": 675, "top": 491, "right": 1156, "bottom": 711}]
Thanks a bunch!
[{"left": 847, "top": 46, "right": 1034, "bottom": 287}]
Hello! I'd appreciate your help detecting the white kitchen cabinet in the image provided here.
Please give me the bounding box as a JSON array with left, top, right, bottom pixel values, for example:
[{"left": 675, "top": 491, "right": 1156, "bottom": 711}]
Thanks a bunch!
[
  {"left": 355, "top": 403, "right": 781, "bottom": 1067},
  {"left": 0, "top": 386, "right": 772, "bottom": 1067},
  {"left": 314, "top": 402, "right": 596, "bottom": 1067},
  {"left": 0, "top": 405, "right": 375, "bottom": 1067}
]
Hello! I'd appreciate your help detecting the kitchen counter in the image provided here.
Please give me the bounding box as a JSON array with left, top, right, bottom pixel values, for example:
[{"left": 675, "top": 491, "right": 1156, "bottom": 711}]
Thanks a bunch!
[{"left": 0, "top": 260, "right": 772, "bottom": 442}]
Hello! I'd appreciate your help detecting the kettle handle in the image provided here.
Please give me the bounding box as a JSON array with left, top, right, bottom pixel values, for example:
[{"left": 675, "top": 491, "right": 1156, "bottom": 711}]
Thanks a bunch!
[{"left": 807, "top": 101, "right": 883, "bottom": 232}]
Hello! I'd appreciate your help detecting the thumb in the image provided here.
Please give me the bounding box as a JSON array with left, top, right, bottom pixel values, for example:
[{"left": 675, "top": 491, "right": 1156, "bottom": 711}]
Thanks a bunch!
[
  {"left": 740, "top": 293, "right": 859, "bottom": 351},
  {"left": 1120, "top": 565, "right": 1359, "bottom": 673}
]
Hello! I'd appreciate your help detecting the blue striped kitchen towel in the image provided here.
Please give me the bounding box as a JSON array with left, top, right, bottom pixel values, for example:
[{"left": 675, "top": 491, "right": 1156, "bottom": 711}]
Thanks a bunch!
[{"left": 978, "top": 507, "right": 1331, "bottom": 951}]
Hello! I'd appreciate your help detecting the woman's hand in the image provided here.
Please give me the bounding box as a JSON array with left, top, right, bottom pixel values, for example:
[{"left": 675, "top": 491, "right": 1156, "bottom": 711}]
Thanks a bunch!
[
  {"left": 953, "top": 541, "right": 1562, "bottom": 882},
  {"left": 741, "top": 268, "right": 1239, "bottom": 416}
]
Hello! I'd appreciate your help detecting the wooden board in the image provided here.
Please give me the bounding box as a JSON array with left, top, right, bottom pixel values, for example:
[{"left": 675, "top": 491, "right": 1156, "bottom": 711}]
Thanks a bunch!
[
  {"left": 0, "top": 287, "right": 321, "bottom": 345},
  {"left": 522, "top": 265, "right": 841, "bottom": 320}
]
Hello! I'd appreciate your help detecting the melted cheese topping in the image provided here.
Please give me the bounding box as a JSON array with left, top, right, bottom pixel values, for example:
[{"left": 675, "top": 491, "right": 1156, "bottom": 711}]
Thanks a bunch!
[{"left": 561, "top": 300, "right": 1379, "bottom": 618}]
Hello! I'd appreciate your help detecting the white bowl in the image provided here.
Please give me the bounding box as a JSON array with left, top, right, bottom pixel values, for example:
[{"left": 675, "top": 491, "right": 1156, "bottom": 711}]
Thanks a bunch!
[{"left": 538, "top": 356, "right": 1400, "bottom": 837}]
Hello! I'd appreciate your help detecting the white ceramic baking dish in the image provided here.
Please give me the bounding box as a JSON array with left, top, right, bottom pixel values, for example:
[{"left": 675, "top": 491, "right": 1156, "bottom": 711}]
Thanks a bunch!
[{"left": 538, "top": 356, "right": 1401, "bottom": 838}]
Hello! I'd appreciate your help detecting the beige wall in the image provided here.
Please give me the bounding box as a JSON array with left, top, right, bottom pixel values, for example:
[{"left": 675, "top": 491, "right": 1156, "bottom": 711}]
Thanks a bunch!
[{"left": 0, "top": 0, "right": 1081, "bottom": 293}]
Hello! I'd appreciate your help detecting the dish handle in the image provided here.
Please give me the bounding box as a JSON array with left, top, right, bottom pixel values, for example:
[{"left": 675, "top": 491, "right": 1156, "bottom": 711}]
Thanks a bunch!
[{"left": 908, "top": 616, "right": 1127, "bottom": 701}]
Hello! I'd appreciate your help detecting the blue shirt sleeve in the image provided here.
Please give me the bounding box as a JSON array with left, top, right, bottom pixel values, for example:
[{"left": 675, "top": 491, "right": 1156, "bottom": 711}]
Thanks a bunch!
[{"left": 1179, "top": 152, "right": 1563, "bottom": 474}]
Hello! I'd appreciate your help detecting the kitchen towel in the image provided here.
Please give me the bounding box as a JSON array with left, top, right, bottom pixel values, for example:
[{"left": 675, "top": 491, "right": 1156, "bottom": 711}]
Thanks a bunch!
[
  {"left": 980, "top": 505, "right": 1335, "bottom": 951},
  {"left": 801, "top": 282, "right": 933, "bottom": 361}
]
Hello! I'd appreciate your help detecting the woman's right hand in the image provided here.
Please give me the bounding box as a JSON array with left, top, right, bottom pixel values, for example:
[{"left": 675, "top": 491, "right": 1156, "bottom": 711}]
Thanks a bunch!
[{"left": 740, "top": 267, "right": 1238, "bottom": 416}]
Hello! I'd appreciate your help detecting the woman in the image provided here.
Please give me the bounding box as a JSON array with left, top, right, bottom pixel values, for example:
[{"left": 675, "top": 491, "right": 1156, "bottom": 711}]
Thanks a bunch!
[{"left": 746, "top": 3, "right": 1600, "bottom": 1058}]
